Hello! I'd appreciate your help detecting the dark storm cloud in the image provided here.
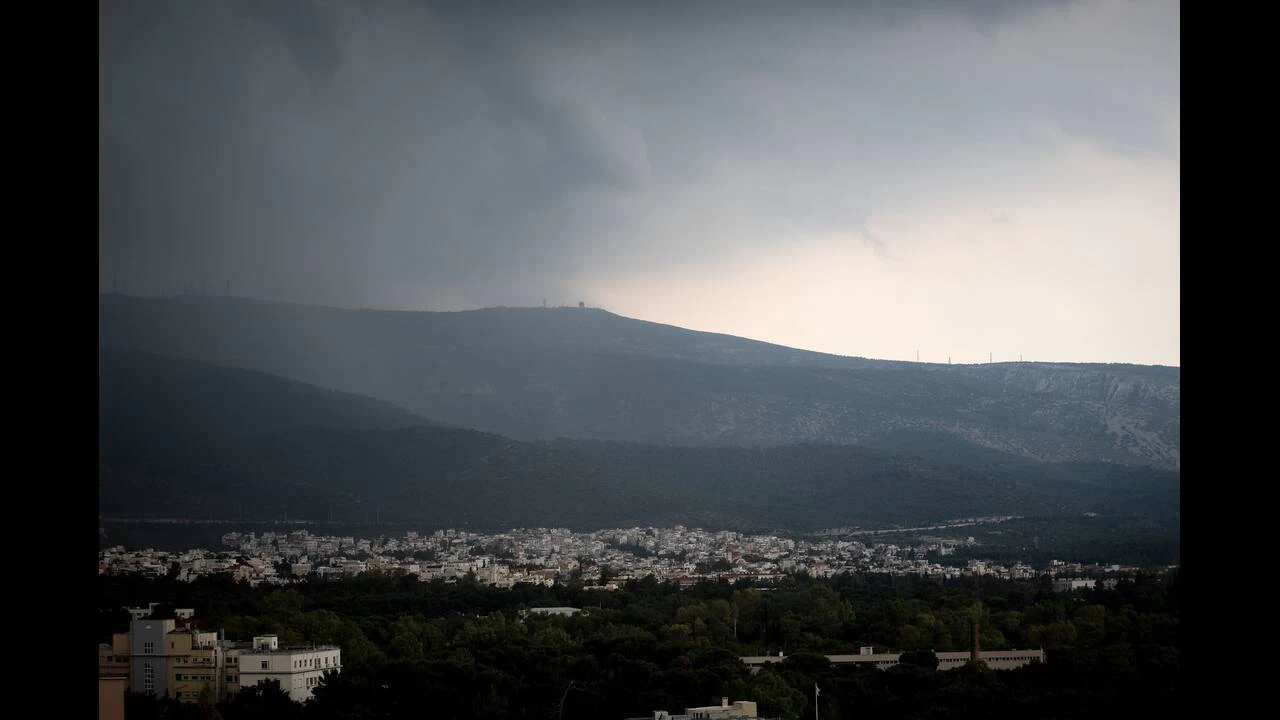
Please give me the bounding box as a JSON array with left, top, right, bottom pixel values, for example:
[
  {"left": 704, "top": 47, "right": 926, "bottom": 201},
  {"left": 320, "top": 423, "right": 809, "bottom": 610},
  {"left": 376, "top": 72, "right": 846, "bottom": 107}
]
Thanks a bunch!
[
  {"left": 244, "top": 0, "right": 344, "bottom": 89},
  {"left": 100, "top": 0, "right": 665, "bottom": 304},
  {"left": 99, "top": 0, "right": 1175, "bottom": 312}
]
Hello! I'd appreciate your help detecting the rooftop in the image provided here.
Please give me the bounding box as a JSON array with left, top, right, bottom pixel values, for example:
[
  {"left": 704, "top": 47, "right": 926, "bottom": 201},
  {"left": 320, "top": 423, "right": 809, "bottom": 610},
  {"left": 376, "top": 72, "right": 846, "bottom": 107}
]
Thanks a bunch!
[{"left": 238, "top": 645, "right": 341, "bottom": 655}]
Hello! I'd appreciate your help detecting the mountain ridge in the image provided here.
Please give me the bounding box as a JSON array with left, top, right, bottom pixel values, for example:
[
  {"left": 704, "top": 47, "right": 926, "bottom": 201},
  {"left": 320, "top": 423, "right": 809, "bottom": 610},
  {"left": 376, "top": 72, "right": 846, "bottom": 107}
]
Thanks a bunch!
[
  {"left": 99, "top": 293, "right": 1180, "bottom": 468},
  {"left": 98, "top": 350, "right": 1179, "bottom": 531},
  {"left": 99, "top": 292, "right": 1179, "bottom": 371}
]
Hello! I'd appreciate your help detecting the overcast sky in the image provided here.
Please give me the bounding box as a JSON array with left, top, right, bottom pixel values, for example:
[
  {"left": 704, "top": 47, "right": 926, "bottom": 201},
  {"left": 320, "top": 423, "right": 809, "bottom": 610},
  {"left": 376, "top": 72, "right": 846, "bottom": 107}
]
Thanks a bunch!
[{"left": 99, "top": 0, "right": 1179, "bottom": 366}]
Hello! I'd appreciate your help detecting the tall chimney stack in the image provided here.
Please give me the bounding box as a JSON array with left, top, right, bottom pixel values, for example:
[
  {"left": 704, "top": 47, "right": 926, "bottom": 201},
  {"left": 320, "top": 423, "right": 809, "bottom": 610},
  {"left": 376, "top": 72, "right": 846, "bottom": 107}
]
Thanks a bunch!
[{"left": 970, "top": 622, "right": 981, "bottom": 663}]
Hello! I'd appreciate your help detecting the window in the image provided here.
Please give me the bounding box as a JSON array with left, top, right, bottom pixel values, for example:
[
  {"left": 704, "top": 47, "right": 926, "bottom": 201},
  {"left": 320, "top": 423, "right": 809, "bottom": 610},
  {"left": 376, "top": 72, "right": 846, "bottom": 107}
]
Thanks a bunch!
[
  {"left": 143, "top": 662, "right": 155, "bottom": 692},
  {"left": 261, "top": 661, "right": 269, "bottom": 670},
  {"left": 143, "top": 641, "right": 154, "bottom": 654}
]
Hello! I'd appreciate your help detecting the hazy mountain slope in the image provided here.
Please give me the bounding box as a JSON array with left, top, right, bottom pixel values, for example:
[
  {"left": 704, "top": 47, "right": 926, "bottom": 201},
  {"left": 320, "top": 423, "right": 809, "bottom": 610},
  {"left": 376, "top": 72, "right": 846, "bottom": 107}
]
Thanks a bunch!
[
  {"left": 865, "top": 428, "right": 1180, "bottom": 519},
  {"left": 97, "top": 353, "right": 1178, "bottom": 530},
  {"left": 100, "top": 348, "right": 430, "bottom": 437},
  {"left": 99, "top": 294, "right": 1180, "bottom": 468}
]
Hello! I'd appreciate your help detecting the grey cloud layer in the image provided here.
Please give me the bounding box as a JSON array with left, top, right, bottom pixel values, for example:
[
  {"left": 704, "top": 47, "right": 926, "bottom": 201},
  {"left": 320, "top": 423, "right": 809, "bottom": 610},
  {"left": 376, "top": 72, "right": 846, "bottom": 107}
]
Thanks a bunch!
[{"left": 100, "top": 0, "right": 1177, "bottom": 316}]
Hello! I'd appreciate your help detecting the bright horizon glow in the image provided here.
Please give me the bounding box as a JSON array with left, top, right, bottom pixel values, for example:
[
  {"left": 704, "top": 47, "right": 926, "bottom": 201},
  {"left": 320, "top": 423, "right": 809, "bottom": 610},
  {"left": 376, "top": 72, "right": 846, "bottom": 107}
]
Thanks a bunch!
[{"left": 109, "top": 291, "right": 1178, "bottom": 369}]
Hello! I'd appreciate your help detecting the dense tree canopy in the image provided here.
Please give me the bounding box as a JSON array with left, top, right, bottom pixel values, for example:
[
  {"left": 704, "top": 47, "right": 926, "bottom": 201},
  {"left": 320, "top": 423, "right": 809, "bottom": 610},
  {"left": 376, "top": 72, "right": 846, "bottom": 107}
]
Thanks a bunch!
[{"left": 104, "top": 569, "right": 1178, "bottom": 719}]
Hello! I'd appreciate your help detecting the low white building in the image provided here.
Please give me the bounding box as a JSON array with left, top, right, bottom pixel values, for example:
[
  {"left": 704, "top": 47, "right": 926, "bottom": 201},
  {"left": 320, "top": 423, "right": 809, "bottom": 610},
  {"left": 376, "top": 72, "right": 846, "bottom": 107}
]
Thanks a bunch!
[
  {"left": 522, "top": 607, "right": 582, "bottom": 618},
  {"left": 1052, "top": 578, "right": 1096, "bottom": 592},
  {"left": 236, "top": 636, "right": 342, "bottom": 702},
  {"left": 742, "top": 648, "right": 1044, "bottom": 674}
]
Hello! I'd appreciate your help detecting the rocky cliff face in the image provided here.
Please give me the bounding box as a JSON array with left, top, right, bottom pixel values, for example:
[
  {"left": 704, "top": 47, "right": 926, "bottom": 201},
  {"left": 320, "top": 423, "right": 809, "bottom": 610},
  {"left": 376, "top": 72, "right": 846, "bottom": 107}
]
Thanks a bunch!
[
  {"left": 99, "top": 294, "right": 1180, "bottom": 469},
  {"left": 915, "top": 364, "right": 1180, "bottom": 467}
]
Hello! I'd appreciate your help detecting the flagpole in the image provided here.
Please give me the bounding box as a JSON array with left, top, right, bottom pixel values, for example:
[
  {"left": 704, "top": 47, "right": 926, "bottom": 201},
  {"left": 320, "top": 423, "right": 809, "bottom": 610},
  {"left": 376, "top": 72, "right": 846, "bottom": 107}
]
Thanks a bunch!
[{"left": 814, "top": 683, "right": 819, "bottom": 720}]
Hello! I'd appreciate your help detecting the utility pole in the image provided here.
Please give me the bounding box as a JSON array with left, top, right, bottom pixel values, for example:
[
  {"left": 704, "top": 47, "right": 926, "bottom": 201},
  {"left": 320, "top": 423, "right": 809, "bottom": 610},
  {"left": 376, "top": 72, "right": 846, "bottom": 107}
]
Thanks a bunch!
[{"left": 559, "top": 682, "right": 584, "bottom": 720}]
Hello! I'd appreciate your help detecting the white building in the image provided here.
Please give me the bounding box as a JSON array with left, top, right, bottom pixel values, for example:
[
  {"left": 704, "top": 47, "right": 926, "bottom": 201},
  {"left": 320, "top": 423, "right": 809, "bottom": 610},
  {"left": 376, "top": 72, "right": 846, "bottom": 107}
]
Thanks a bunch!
[
  {"left": 522, "top": 607, "right": 581, "bottom": 617},
  {"left": 1052, "top": 578, "right": 1096, "bottom": 592},
  {"left": 236, "top": 635, "right": 342, "bottom": 702},
  {"left": 629, "top": 698, "right": 761, "bottom": 720},
  {"left": 742, "top": 648, "right": 1044, "bottom": 674}
]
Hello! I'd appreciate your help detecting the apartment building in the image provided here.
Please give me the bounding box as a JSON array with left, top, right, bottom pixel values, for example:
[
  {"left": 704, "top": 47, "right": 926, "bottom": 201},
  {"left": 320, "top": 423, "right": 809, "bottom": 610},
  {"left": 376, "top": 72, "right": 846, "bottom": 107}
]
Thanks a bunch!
[
  {"left": 99, "top": 677, "right": 127, "bottom": 720},
  {"left": 224, "top": 646, "right": 242, "bottom": 700},
  {"left": 130, "top": 618, "right": 176, "bottom": 697},
  {"left": 237, "top": 635, "right": 342, "bottom": 702},
  {"left": 165, "top": 628, "right": 226, "bottom": 702},
  {"left": 98, "top": 633, "right": 130, "bottom": 679},
  {"left": 107, "top": 616, "right": 339, "bottom": 703}
]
